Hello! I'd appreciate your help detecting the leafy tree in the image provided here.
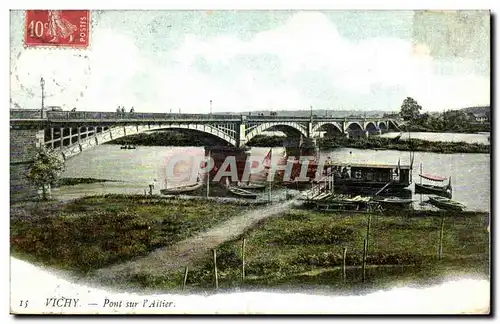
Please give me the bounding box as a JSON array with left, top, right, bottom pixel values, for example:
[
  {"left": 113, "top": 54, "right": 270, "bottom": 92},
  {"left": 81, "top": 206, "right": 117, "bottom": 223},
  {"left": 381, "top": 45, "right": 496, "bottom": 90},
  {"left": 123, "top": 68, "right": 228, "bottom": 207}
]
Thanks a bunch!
[
  {"left": 26, "top": 147, "right": 65, "bottom": 200},
  {"left": 400, "top": 97, "right": 422, "bottom": 121}
]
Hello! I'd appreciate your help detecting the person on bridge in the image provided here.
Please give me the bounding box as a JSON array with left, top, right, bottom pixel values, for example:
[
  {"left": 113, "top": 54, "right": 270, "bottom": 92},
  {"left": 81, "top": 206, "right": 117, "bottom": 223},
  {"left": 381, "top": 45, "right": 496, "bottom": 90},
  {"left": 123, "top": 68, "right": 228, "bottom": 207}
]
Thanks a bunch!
[
  {"left": 121, "top": 107, "right": 125, "bottom": 114},
  {"left": 130, "top": 107, "right": 135, "bottom": 113}
]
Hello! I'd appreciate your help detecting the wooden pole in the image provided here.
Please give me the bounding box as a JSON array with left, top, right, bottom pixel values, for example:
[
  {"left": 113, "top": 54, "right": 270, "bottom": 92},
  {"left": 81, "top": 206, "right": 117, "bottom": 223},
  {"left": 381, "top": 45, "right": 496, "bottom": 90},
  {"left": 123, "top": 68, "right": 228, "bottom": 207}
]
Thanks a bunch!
[
  {"left": 213, "top": 248, "right": 218, "bottom": 289},
  {"left": 342, "top": 247, "right": 347, "bottom": 282},
  {"left": 241, "top": 239, "right": 246, "bottom": 281},
  {"left": 362, "top": 239, "right": 367, "bottom": 283},
  {"left": 206, "top": 150, "right": 211, "bottom": 198},
  {"left": 439, "top": 212, "right": 445, "bottom": 260},
  {"left": 183, "top": 266, "right": 189, "bottom": 290},
  {"left": 366, "top": 214, "right": 372, "bottom": 250}
]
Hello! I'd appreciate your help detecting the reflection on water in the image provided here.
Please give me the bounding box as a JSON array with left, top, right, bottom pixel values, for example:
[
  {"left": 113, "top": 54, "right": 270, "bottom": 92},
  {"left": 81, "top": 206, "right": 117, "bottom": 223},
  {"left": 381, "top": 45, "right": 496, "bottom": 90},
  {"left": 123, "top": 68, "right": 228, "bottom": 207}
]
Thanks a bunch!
[{"left": 61, "top": 145, "right": 490, "bottom": 212}]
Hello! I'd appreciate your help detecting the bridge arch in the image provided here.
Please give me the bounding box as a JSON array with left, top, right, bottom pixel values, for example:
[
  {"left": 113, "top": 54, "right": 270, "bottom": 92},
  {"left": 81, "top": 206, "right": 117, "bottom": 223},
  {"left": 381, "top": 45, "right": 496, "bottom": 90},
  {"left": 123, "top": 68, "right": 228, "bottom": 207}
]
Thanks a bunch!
[
  {"left": 58, "top": 123, "right": 237, "bottom": 160},
  {"left": 378, "top": 121, "right": 388, "bottom": 131},
  {"left": 312, "top": 122, "right": 343, "bottom": 137},
  {"left": 365, "top": 122, "right": 379, "bottom": 133},
  {"left": 346, "top": 122, "right": 363, "bottom": 131},
  {"left": 245, "top": 121, "right": 308, "bottom": 143}
]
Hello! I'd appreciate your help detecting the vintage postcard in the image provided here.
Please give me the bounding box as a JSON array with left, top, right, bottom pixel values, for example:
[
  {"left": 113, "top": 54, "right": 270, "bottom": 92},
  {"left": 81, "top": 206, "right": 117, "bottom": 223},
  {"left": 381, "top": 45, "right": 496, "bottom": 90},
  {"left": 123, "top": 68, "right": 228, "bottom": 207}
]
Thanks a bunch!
[{"left": 9, "top": 9, "right": 490, "bottom": 315}]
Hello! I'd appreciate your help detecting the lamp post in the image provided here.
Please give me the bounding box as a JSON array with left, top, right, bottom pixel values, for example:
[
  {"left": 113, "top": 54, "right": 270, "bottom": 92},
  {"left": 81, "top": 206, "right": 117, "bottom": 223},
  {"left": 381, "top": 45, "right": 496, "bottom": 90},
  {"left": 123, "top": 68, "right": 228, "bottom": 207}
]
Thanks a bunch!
[
  {"left": 40, "top": 77, "right": 45, "bottom": 119},
  {"left": 210, "top": 100, "right": 212, "bottom": 115}
]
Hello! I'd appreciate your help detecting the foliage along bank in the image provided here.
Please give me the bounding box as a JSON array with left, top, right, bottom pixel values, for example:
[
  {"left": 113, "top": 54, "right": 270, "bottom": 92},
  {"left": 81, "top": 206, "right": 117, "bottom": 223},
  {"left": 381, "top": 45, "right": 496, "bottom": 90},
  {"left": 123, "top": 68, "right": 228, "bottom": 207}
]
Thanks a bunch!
[{"left": 105, "top": 131, "right": 489, "bottom": 154}]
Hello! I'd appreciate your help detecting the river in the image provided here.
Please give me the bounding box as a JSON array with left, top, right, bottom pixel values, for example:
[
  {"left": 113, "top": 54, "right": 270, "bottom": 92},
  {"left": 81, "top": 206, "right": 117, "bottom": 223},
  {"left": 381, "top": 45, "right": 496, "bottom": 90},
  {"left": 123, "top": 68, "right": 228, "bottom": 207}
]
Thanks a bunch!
[
  {"left": 379, "top": 132, "right": 490, "bottom": 145},
  {"left": 58, "top": 144, "right": 490, "bottom": 213}
]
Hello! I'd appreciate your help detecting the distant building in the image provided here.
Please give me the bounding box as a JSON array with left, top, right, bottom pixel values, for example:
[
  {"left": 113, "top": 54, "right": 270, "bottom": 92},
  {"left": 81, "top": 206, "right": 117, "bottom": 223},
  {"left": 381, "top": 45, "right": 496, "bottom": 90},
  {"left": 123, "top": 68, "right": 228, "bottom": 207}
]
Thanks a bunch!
[{"left": 469, "top": 112, "right": 488, "bottom": 123}]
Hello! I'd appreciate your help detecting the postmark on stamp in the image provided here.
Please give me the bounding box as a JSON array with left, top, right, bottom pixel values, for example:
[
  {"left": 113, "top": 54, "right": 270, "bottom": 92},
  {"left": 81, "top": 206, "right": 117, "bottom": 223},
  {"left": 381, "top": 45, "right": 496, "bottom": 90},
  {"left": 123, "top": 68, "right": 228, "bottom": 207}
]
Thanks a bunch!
[{"left": 25, "top": 10, "right": 90, "bottom": 48}]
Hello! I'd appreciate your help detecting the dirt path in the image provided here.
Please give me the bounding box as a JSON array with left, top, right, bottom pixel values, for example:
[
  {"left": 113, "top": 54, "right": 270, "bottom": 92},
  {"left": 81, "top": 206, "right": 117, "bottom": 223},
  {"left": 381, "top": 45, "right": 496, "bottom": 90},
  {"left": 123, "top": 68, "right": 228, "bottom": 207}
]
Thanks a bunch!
[{"left": 94, "top": 199, "right": 297, "bottom": 281}]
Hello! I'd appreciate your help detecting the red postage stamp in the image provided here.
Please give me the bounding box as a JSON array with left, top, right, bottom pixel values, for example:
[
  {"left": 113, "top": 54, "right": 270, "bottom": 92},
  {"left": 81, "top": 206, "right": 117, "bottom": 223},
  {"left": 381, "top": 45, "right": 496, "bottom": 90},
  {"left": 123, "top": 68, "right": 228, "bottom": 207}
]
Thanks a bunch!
[{"left": 25, "top": 10, "right": 90, "bottom": 48}]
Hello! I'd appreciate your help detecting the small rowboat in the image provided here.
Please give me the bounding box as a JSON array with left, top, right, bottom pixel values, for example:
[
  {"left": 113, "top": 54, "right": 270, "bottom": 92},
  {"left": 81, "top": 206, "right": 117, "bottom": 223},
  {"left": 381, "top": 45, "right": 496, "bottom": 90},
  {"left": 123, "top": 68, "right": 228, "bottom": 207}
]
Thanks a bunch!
[
  {"left": 373, "top": 197, "right": 413, "bottom": 205},
  {"left": 373, "top": 196, "right": 413, "bottom": 209},
  {"left": 160, "top": 181, "right": 203, "bottom": 195},
  {"left": 415, "top": 168, "right": 452, "bottom": 198},
  {"left": 237, "top": 181, "right": 267, "bottom": 190},
  {"left": 225, "top": 178, "right": 258, "bottom": 199},
  {"left": 227, "top": 186, "right": 258, "bottom": 199},
  {"left": 428, "top": 195, "right": 466, "bottom": 211}
]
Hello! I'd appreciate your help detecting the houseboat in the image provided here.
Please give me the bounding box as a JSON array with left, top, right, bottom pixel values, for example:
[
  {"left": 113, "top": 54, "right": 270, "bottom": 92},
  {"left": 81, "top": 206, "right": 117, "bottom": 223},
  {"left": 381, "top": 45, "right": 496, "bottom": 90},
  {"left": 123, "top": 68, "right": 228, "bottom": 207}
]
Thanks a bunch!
[{"left": 205, "top": 146, "right": 412, "bottom": 191}]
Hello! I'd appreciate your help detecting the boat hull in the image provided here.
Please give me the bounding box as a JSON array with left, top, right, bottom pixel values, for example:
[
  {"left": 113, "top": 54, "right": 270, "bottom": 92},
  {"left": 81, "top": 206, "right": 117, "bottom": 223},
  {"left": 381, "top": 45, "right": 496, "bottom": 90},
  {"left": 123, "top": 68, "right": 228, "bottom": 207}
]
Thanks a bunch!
[
  {"left": 415, "top": 183, "right": 452, "bottom": 198},
  {"left": 227, "top": 187, "right": 258, "bottom": 199},
  {"left": 160, "top": 182, "right": 203, "bottom": 195},
  {"left": 428, "top": 197, "right": 465, "bottom": 211}
]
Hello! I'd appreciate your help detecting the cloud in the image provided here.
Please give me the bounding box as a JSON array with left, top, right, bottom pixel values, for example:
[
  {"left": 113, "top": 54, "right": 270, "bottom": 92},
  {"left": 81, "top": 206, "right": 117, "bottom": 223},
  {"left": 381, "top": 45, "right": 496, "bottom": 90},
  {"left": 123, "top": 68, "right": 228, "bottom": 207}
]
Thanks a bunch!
[{"left": 10, "top": 11, "right": 489, "bottom": 112}]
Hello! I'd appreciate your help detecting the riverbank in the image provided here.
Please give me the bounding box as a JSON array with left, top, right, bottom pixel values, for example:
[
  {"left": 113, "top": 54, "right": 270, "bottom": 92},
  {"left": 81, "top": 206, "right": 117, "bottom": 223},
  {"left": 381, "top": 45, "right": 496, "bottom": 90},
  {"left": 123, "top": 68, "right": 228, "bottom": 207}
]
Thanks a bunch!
[
  {"left": 248, "top": 135, "right": 489, "bottom": 154},
  {"left": 104, "top": 132, "right": 489, "bottom": 154},
  {"left": 57, "top": 177, "right": 118, "bottom": 186},
  {"left": 107, "top": 131, "right": 213, "bottom": 146},
  {"left": 10, "top": 195, "right": 254, "bottom": 273},
  {"left": 10, "top": 195, "right": 489, "bottom": 292},
  {"left": 317, "top": 137, "right": 490, "bottom": 154}
]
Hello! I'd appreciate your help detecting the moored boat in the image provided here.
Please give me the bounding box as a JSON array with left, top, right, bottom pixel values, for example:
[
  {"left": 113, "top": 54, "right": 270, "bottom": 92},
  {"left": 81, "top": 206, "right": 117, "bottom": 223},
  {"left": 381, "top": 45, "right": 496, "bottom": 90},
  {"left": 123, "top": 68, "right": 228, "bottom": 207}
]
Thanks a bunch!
[
  {"left": 428, "top": 195, "right": 466, "bottom": 211},
  {"left": 372, "top": 196, "right": 413, "bottom": 209},
  {"left": 237, "top": 181, "right": 267, "bottom": 190},
  {"left": 415, "top": 169, "right": 452, "bottom": 198},
  {"left": 227, "top": 186, "right": 258, "bottom": 199},
  {"left": 160, "top": 181, "right": 203, "bottom": 195},
  {"left": 225, "top": 177, "right": 258, "bottom": 199}
]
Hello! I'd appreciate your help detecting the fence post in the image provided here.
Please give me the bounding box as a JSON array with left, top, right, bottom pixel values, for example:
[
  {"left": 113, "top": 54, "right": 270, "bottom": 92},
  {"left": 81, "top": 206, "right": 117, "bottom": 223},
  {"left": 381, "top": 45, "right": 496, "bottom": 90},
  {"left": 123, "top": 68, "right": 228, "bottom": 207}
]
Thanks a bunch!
[
  {"left": 362, "top": 239, "right": 367, "bottom": 283},
  {"left": 438, "top": 212, "right": 445, "bottom": 260},
  {"left": 342, "top": 247, "right": 347, "bottom": 282},
  {"left": 183, "top": 266, "right": 189, "bottom": 291},
  {"left": 213, "top": 249, "right": 218, "bottom": 290},
  {"left": 366, "top": 214, "right": 372, "bottom": 251},
  {"left": 241, "top": 239, "right": 246, "bottom": 281}
]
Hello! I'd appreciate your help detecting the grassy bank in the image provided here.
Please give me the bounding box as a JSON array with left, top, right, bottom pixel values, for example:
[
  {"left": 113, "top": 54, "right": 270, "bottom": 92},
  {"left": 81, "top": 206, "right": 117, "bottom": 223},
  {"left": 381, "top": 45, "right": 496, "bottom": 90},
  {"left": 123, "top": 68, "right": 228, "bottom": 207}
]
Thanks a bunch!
[
  {"left": 107, "top": 131, "right": 219, "bottom": 146},
  {"left": 11, "top": 196, "right": 489, "bottom": 291},
  {"left": 10, "top": 195, "right": 251, "bottom": 274},
  {"left": 115, "top": 209, "right": 489, "bottom": 291},
  {"left": 57, "top": 177, "right": 117, "bottom": 187}
]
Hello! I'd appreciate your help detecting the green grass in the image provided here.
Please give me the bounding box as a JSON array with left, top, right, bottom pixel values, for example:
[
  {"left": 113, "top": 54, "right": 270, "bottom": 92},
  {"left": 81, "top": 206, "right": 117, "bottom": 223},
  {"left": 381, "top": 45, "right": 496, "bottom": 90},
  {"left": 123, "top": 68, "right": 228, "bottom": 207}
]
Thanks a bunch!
[
  {"left": 10, "top": 194, "right": 251, "bottom": 274},
  {"left": 123, "top": 209, "right": 489, "bottom": 292},
  {"left": 10, "top": 198, "right": 489, "bottom": 292}
]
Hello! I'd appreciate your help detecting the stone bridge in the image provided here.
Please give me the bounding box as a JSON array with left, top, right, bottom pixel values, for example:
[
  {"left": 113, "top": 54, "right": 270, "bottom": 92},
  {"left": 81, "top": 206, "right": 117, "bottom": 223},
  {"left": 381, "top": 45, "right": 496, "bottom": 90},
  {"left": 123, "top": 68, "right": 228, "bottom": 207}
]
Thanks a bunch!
[{"left": 10, "top": 109, "right": 402, "bottom": 199}]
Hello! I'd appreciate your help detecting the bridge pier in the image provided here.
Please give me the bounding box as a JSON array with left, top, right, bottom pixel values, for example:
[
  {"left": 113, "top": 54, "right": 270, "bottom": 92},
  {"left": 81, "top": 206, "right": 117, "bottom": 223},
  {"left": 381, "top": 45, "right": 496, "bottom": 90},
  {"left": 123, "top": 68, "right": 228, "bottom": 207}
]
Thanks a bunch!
[
  {"left": 237, "top": 116, "right": 247, "bottom": 148},
  {"left": 10, "top": 126, "right": 45, "bottom": 201}
]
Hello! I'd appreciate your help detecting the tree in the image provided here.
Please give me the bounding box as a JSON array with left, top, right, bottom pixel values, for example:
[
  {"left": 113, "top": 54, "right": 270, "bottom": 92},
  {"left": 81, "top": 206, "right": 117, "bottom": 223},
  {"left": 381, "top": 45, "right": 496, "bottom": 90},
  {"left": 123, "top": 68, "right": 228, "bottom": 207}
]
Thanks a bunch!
[
  {"left": 26, "top": 147, "right": 65, "bottom": 200},
  {"left": 400, "top": 97, "right": 422, "bottom": 121}
]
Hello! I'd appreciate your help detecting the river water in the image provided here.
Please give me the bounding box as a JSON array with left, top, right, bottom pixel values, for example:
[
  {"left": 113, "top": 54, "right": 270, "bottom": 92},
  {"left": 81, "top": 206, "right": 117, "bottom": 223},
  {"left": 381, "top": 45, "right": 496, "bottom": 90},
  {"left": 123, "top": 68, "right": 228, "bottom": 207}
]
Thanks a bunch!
[
  {"left": 380, "top": 132, "right": 490, "bottom": 145},
  {"left": 60, "top": 143, "right": 490, "bottom": 212}
]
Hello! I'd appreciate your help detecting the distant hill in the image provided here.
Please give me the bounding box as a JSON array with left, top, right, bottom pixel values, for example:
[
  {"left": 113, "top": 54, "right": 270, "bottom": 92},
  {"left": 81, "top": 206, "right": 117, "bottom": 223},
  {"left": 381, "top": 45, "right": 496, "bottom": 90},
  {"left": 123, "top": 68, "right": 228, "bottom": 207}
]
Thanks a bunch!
[{"left": 458, "top": 106, "right": 490, "bottom": 115}]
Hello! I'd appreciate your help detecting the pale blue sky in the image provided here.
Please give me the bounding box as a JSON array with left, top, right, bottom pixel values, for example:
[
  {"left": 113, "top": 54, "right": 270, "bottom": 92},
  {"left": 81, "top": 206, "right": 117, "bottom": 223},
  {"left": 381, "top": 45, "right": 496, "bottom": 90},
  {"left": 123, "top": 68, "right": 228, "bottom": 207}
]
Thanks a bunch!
[{"left": 10, "top": 10, "right": 490, "bottom": 113}]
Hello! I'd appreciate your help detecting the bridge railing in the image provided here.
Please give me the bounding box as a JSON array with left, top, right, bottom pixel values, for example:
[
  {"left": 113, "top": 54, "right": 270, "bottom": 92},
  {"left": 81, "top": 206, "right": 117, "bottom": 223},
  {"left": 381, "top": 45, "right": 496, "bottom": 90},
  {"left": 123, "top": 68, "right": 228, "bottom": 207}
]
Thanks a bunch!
[
  {"left": 10, "top": 109, "right": 43, "bottom": 119},
  {"left": 46, "top": 111, "right": 241, "bottom": 120}
]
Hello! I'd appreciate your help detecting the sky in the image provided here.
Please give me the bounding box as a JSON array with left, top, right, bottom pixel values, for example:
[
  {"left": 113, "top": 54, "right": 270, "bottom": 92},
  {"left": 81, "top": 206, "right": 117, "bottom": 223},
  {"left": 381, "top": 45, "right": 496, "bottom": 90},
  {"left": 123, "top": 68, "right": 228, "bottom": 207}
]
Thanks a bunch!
[{"left": 9, "top": 10, "right": 490, "bottom": 113}]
